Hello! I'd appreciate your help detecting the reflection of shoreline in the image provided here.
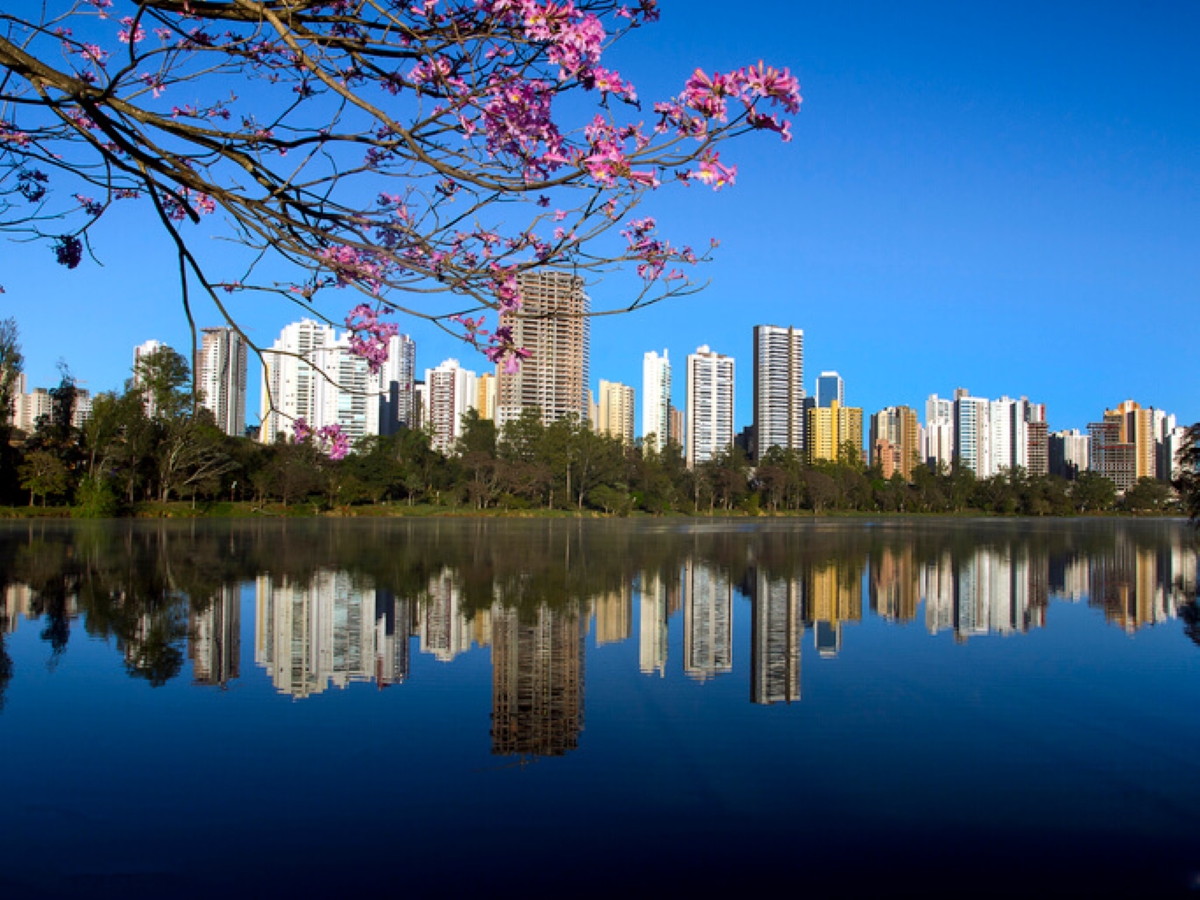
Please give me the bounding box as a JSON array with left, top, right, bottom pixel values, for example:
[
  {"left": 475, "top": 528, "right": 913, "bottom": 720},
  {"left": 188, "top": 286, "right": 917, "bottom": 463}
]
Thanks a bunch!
[{"left": 1, "top": 521, "right": 1195, "bottom": 717}]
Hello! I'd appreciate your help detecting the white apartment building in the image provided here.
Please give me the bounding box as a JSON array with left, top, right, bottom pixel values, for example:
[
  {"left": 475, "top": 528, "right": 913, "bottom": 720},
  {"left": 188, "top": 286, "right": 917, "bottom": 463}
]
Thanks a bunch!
[
  {"left": 425, "top": 359, "right": 478, "bottom": 455},
  {"left": 642, "top": 349, "right": 671, "bottom": 451},
  {"left": 686, "top": 345, "right": 735, "bottom": 468},
  {"left": 260, "top": 319, "right": 335, "bottom": 443}
]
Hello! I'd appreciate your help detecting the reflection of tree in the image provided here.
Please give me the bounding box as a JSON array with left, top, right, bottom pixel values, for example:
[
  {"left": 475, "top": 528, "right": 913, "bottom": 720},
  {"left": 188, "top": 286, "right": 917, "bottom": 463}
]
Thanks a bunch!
[
  {"left": 0, "top": 633, "right": 11, "bottom": 712},
  {"left": 1182, "top": 601, "right": 1200, "bottom": 649}
]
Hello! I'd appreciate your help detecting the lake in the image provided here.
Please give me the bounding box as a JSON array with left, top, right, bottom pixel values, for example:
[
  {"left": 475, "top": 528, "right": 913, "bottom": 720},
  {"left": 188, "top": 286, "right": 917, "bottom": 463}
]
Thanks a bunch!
[{"left": 1, "top": 517, "right": 1197, "bottom": 897}]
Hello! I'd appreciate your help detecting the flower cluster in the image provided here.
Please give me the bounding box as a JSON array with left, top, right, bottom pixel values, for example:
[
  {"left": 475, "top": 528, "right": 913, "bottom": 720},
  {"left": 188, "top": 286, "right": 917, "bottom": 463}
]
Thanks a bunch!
[
  {"left": 293, "top": 418, "right": 351, "bottom": 461},
  {"left": 319, "top": 244, "right": 388, "bottom": 292},
  {"left": 344, "top": 304, "right": 399, "bottom": 373},
  {"left": 451, "top": 313, "right": 532, "bottom": 374}
]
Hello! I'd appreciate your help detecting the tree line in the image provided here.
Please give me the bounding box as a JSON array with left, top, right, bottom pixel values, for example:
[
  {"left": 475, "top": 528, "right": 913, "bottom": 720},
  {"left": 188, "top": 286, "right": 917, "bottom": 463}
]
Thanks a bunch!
[{"left": 1, "top": 344, "right": 1192, "bottom": 518}]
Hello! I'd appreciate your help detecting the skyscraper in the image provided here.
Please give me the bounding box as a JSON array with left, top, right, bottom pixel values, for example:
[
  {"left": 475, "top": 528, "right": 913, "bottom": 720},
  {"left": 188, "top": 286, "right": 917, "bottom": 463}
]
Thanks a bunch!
[
  {"left": 954, "top": 390, "right": 989, "bottom": 475},
  {"left": 870, "top": 405, "right": 920, "bottom": 479},
  {"left": 260, "top": 319, "right": 335, "bottom": 443},
  {"left": 425, "top": 358, "right": 478, "bottom": 454},
  {"left": 596, "top": 379, "right": 635, "bottom": 444},
  {"left": 753, "top": 324, "right": 804, "bottom": 461},
  {"left": 686, "top": 345, "right": 735, "bottom": 468},
  {"left": 197, "top": 326, "right": 247, "bottom": 436},
  {"left": 807, "top": 399, "right": 863, "bottom": 464},
  {"left": 815, "top": 370, "right": 844, "bottom": 408},
  {"left": 642, "top": 348, "right": 671, "bottom": 451},
  {"left": 496, "top": 271, "right": 589, "bottom": 427},
  {"left": 368, "top": 333, "right": 416, "bottom": 437},
  {"left": 924, "top": 394, "right": 955, "bottom": 471}
]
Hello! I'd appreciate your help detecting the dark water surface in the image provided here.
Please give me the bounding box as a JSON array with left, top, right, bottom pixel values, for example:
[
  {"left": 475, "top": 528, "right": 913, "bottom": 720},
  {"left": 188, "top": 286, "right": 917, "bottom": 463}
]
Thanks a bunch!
[{"left": 1, "top": 517, "right": 1198, "bottom": 897}]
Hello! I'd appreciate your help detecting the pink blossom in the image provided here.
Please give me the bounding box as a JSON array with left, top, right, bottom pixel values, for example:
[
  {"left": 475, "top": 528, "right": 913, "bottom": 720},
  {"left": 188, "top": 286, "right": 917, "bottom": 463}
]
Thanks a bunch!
[
  {"left": 345, "top": 304, "right": 399, "bottom": 373},
  {"left": 118, "top": 17, "right": 146, "bottom": 44}
]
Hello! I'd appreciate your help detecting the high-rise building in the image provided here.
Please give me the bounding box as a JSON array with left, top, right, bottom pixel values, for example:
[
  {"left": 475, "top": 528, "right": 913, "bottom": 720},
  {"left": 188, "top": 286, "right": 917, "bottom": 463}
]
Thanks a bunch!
[
  {"left": 870, "top": 405, "right": 920, "bottom": 479},
  {"left": 1088, "top": 417, "right": 1136, "bottom": 492},
  {"left": 476, "top": 372, "right": 497, "bottom": 421},
  {"left": 260, "top": 319, "right": 335, "bottom": 443},
  {"left": 197, "top": 327, "right": 248, "bottom": 437},
  {"left": 753, "top": 324, "right": 804, "bottom": 462},
  {"left": 815, "top": 370, "right": 844, "bottom": 408},
  {"left": 425, "top": 358, "right": 478, "bottom": 454},
  {"left": 642, "top": 349, "right": 671, "bottom": 451},
  {"left": 1050, "top": 429, "right": 1090, "bottom": 480},
  {"left": 368, "top": 333, "right": 416, "bottom": 437},
  {"left": 954, "top": 390, "right": 989, "bottom": 475},
  {"left": 686, "top": 345, "right": 735, "bottom": 468},
  {"left": 311, "top": 334, "right": 373, "bottom": 444},
  {"left": 924, "top": 394, "right": 955, "bottom": 471},
  {"left": 807, "top": 399, "right": 863, "bottom": 464},
  {"left": 496, "top": 271, "right": 589, "bottom": 427},
  {"left": 669, "top": 406, "right": 685, "bottom": 448},
  {"left": 596, "top": 379, "right": 635, "bottom": 444}
]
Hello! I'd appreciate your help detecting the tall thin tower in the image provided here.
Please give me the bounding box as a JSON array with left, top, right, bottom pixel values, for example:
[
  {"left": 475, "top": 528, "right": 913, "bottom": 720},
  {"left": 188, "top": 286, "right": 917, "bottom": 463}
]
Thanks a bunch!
[
  {"left": 753, "top": 325, "right": 804, "bottom": 461},
  {"left": 642, "top": 349, "right": 671, "bottom": 451},
  {"left": 197, "top": 327, "right": 248, "bottom": 437}
]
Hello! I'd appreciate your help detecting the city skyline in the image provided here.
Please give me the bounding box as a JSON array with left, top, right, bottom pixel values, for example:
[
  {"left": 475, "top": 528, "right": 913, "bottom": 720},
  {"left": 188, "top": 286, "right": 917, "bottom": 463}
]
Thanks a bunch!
[{"left": 4, "top": 1, "right": 1195, "bottom": 436}]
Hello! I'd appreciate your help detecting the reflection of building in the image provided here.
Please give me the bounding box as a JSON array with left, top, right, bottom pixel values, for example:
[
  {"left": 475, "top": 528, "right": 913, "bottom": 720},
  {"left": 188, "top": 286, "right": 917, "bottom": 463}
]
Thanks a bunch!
[
  {"left": 870, "top": 548, "right": 918, "bottom": 622},
  {"left": 1, "top": 583, "right": 34, "bottom": 633},
  {"left": 593, "top": 583, "right": 631, "bottom": 645},
  {"left": 683, "top": 560, "right": 732, "bottom": 681},
  {"left": 923, "top": 548, "right": 1046, "bottom": 641},
  {"left": 1089, "top": 538, "right": 1180, "bottom": 633},
  {"left": 750, "top": 571, "right": 802, "bottom": 705},
  {"left": 190, "top": 585, "right": 241, "bottom": 687},
  {"left": 807, "top": 559, "right": 862, "bottom": 657},
  {"left": 419, "top": 570, "right": 484, "bottom": 662},
  {"left": 638, "top": 571, "right": 670, "bottom": 676},
  {"left": 491, "top": 603, "right": 585, "bottom": 757},
  {"left": 254, "top": 571, "right": 412, "bottom": 697}
]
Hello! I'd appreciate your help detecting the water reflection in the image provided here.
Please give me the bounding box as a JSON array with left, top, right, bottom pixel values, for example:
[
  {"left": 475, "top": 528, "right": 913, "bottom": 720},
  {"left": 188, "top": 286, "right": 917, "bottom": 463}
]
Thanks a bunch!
[{"left": 0, "top": 519, "right": 1197, "bottom": 750}]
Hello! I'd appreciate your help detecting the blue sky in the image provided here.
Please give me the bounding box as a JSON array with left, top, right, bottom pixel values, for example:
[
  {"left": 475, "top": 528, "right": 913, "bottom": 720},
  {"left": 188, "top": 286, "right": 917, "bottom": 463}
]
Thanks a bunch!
[{"left": 3, "top": 0, "right": 1197, "bottom": 434}]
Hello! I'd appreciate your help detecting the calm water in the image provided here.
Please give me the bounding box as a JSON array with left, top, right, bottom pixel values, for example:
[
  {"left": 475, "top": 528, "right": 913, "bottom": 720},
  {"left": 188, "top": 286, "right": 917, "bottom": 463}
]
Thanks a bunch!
[{"left": 1, "top": 517, "right": 1198, "bottom": 897}]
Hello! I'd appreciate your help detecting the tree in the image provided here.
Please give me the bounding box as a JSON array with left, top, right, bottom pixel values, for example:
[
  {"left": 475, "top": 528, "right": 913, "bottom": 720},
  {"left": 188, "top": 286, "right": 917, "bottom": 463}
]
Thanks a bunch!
[
  {"left": 0, "top": 2, "right": 802, "bottom": 398},
  {"left": 1122, "top": 476, "right": 1172, "bottom": 514},
  {"left": 19, "top": 448, "right": 69, "bottom": 506},
  {"left": 132, "top": 345, "right": 192, "bottom": 421},
  {"left": 0, "top": 317, "right": 22, "bottom": 503},
  {"left": 1173, "top": 423, "right": 1200, "bottom": 523},
  {"left": 1071, "top": 471, "right": 1117, "bottom": 513}
]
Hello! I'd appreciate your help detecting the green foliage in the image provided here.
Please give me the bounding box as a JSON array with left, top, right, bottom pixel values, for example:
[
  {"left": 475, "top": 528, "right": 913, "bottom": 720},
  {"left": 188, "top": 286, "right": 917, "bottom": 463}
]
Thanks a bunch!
[
  {"left": 73, "top": 475, "right": 121, "bottom": 518},
  {"left": 1174, "top": 423, "right": 1200, "bottom": 524}
]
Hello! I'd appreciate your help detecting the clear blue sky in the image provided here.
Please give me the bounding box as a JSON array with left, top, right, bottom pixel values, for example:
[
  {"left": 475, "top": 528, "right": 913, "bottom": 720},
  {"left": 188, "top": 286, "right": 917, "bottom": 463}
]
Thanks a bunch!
[{"left": 4, "top": 0, "right": 1197, "bottom": 433}]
